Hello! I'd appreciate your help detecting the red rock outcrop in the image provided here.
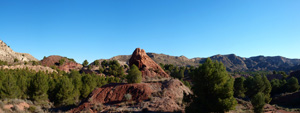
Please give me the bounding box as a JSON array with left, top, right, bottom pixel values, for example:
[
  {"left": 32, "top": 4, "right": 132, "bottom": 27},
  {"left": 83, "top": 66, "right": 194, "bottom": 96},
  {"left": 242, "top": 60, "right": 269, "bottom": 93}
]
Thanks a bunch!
[
  {"left": 129, "top": 48, "right": 169, "bottom": 79},
  {"left": 70, "top": 83, "right": 153, "bottom": 113},
  {"left": 70, "top": 79, "right": 192, "bottom": 113},
  {"left": 88, "top": 83, "right": 152, "bottom": 104},
  {"left": 41, "top": 55, "right": 82, "bottom": 72}
]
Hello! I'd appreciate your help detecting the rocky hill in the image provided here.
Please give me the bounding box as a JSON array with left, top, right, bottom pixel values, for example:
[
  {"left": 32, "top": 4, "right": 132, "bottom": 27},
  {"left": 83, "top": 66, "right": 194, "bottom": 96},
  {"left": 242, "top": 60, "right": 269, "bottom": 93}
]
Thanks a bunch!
[
  {"left": 71, "top": 48, "right": 192, "bottom": 112},
  {"left": 41, "top": 55, "right": 82, "bottom": 73},
  {"left": 129, "top": 48, "right": 169, "bottom": 80},
  {"left": 99, "top": 53, "right": 300, "bottom": 72},
  {"left": 0, "top": 40, "right": 38, "bottom": 62}
]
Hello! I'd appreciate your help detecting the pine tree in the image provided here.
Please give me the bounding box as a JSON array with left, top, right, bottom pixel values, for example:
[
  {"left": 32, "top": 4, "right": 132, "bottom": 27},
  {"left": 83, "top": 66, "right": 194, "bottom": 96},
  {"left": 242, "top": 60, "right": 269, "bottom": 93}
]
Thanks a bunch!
[
  {"left": 234, "top": 76, "right": 246, "bottom": 98},
  {"left": 0, "top": 74, "right": 21, "bottom": 99},
  {"left": 29, "top": 72, "right": 49, "bottom": 102},
  {"left": 251, "top": 92, "right": 265, "bottom": 113},
  {"left": 16, "top": 74, "right": 28, "bottom": 99},
  {"left": 83, "top": 60, "right": 89, "bottom": 67},
  {"left": 94, "top": 60, "right": 100, "bottom": 66},
  {"left": 69, "top": 70, "right": 82, "bottom": 103},
  {"left": 262, "top": 75, "right": 272, "bottom": 103},
  {"left": 55, "top": 77, "right": 75, "bottom": 106},
  {"left": 80, "top": 74, "right": 97, "bottom": 98},
  {"left": 186, "top": 58, "right": 237, "bottom": 113},
  {"left": 244, "top": 74, "right": 272, "bottom": 103},
  {"left": 286, "top": 77, "right": 299, "bottom": 92},
  {"left": 126, "top": 64, "right": 142, "bottom": 83}
]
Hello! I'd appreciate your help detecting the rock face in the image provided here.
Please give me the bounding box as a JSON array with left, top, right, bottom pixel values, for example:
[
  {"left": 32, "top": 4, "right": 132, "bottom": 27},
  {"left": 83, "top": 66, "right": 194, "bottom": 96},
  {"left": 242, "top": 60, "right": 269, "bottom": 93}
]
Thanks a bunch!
[
  {"left": 41, "top": 55, "right": 82, "bottom": 72},
  {"left": 71, "top": 79, "right": 192, "bottom": 113},
  {"left": 0, "top": 40, "right": 38, "bottom": 62},
  {"left": 129, "top": 48, "right": 169, "bottom": 79}
]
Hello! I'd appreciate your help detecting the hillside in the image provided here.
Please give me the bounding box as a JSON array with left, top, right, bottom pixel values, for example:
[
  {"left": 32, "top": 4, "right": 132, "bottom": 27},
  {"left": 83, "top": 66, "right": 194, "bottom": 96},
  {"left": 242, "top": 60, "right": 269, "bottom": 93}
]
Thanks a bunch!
[
  {"left": 97, "top": 53, "right": 300, "bottom": 72},
  {"left": 0, "top": 40, "right": 38, "bottom": 62}
]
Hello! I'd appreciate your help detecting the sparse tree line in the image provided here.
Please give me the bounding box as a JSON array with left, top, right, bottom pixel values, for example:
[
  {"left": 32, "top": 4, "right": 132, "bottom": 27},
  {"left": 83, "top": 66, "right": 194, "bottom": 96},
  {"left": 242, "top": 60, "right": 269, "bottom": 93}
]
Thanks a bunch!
[
  {"left": 0, "top": 69, "right": 120, "bottom": 107},
  {"left": 159, "top": 63, "right": 193, "bottom": 88},
  {"left": 90, "top": 60, "right": 126, "bottom": 78}
]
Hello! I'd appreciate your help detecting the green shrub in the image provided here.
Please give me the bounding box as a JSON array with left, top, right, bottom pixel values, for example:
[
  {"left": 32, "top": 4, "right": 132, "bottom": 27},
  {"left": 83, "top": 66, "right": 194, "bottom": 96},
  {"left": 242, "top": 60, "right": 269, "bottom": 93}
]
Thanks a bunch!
[
  {"left": 14, "top": 58, "right": 19, "bottom": 63},
  {"left": 126, "top": 64, "right": 142, "bottom": 83},
  {"left": 124, "top": 93, "right": 132, "bottom": 101}
]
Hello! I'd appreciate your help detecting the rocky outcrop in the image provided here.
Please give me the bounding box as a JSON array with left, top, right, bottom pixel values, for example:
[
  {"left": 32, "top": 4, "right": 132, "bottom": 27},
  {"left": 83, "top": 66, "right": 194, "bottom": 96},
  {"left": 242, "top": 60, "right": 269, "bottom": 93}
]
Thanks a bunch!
[
  {"left": 0, "top": 65, "right": 57, "bottom": 73},
  {"left": 41, "top": 55, "right": 82, "bottom": 72},
  {"left": 0, "top": 40, "right": 38, "bottom": 63},
  {"left": 129, "top": 48, "right": 169, "bottom": 79},
  {"left": 88, "top": 83, "right": 151, "bottom": 104},
  {"left": 71, "top": 79, "right": 192, "bottom": 113}
]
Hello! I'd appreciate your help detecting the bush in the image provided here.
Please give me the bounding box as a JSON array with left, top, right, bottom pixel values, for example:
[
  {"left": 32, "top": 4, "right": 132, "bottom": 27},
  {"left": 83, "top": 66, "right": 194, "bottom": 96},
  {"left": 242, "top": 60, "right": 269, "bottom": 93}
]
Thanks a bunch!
[
  {"left": 126, "top": 64, "right": 142, "bottom": 83},
  {"left": 59, "top": 58, "right": 65, "bottom": 66},
  {"left": 14, "top": 58, "right": 19, "bottom": 63},
  {"left": 124, "top": 93, "right": 132, "bottom": 101},
  {"left": 28, "top": 106, "right": 36, "bottom": 112}
]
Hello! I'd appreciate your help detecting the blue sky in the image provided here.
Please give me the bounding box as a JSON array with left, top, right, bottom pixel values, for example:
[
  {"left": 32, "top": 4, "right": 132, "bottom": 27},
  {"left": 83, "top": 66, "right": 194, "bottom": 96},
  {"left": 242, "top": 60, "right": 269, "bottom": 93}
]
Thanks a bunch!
[{"left": 0, "top": 0, "right": 299, "bottom": 63}]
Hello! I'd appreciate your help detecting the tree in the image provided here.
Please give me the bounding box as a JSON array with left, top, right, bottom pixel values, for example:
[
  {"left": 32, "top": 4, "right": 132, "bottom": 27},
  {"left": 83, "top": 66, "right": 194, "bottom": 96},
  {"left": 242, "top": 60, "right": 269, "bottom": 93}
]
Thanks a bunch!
[
  {"left": 17, "top": 74, "right": 28, "bottom": 99},
  {"left": 82, "top": 60, "right": 89, "bottom": 67},
  {"left": 262, "top": 75, "right": 272, "bottom": 103},
  {"left": 251, "top": 92, "right": 265, "bottom": 113},
  {"left": 80, "top": 74, "right": 97, "bottom": 98},
  {"left": 59, "top": 58, "right": 65, "bottom": 66},
  {"left": 0, "top": 74, "right": 21, "bottom": 99},
  {"left": 99, "top": 66, "right": 104, "bottom": 73},
  {"left": 186, "top": 58, "right": 237, "bottom": 113},
  {"left": 286, "top": 77, "right": 299, "bottom": 92},
  {"left": 29, "top": 72, "right": 49, "bottom": 102},
  {"left": 271, "top": 79, "right": 282, "bottom": 96},
  {"left": 94, "top": 60, "right": 100, "bottom": 66},
  {"left": 234, "top": 76, "right": 246, "bottom": 98},
  {"left": 55, "top": 77, "right": 75, "bottom": 106},
  {"left": 69, "top": 70, "right": 82, "bottom": 103},
  {"left": 126, "top": 64, "right": 142, "bottom": 83},
  {"left": 101, "top": 60, "right": 108, "bottom": 68}
]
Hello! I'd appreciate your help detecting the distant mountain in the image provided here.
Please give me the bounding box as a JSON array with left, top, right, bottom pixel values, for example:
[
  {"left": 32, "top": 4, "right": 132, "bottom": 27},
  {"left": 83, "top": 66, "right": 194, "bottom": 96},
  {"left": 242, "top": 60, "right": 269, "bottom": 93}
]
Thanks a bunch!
[
  {"left": 97, "top": 53, "right": 300, "bottom": 72},
  {"left": 0, "top": 40, "right": 38, "bottom": 62}
]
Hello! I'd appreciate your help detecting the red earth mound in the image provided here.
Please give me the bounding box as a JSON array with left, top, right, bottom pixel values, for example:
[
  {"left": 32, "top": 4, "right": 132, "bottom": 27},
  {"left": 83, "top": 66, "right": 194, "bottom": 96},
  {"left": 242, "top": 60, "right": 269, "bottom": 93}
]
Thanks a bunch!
[
  {"left": 41, "top": 55, "right": 82, "bottom": 72},
  {"left": 129, "top": 48, "right": 169, "bottom": 80},
  {"left": 88, "top": 83, "right": 152, "bottom": 104},
  {"left": 70, "top": 79, "right": 192, "bottom": 113}
]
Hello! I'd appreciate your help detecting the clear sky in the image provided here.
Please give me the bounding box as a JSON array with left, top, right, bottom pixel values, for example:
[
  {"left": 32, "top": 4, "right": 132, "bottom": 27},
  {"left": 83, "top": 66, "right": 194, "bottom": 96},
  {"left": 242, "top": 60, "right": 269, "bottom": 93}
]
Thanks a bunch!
[{"left": 0, "top": 0, "right": 299, "bottom": 63}]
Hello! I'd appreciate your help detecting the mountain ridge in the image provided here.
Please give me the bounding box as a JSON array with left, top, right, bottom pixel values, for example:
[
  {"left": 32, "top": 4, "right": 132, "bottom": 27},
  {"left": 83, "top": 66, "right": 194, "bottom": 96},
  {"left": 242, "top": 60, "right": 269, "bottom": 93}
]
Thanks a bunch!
[{"left": 97, "top": 53, "right": 300, "bottom": 72}]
